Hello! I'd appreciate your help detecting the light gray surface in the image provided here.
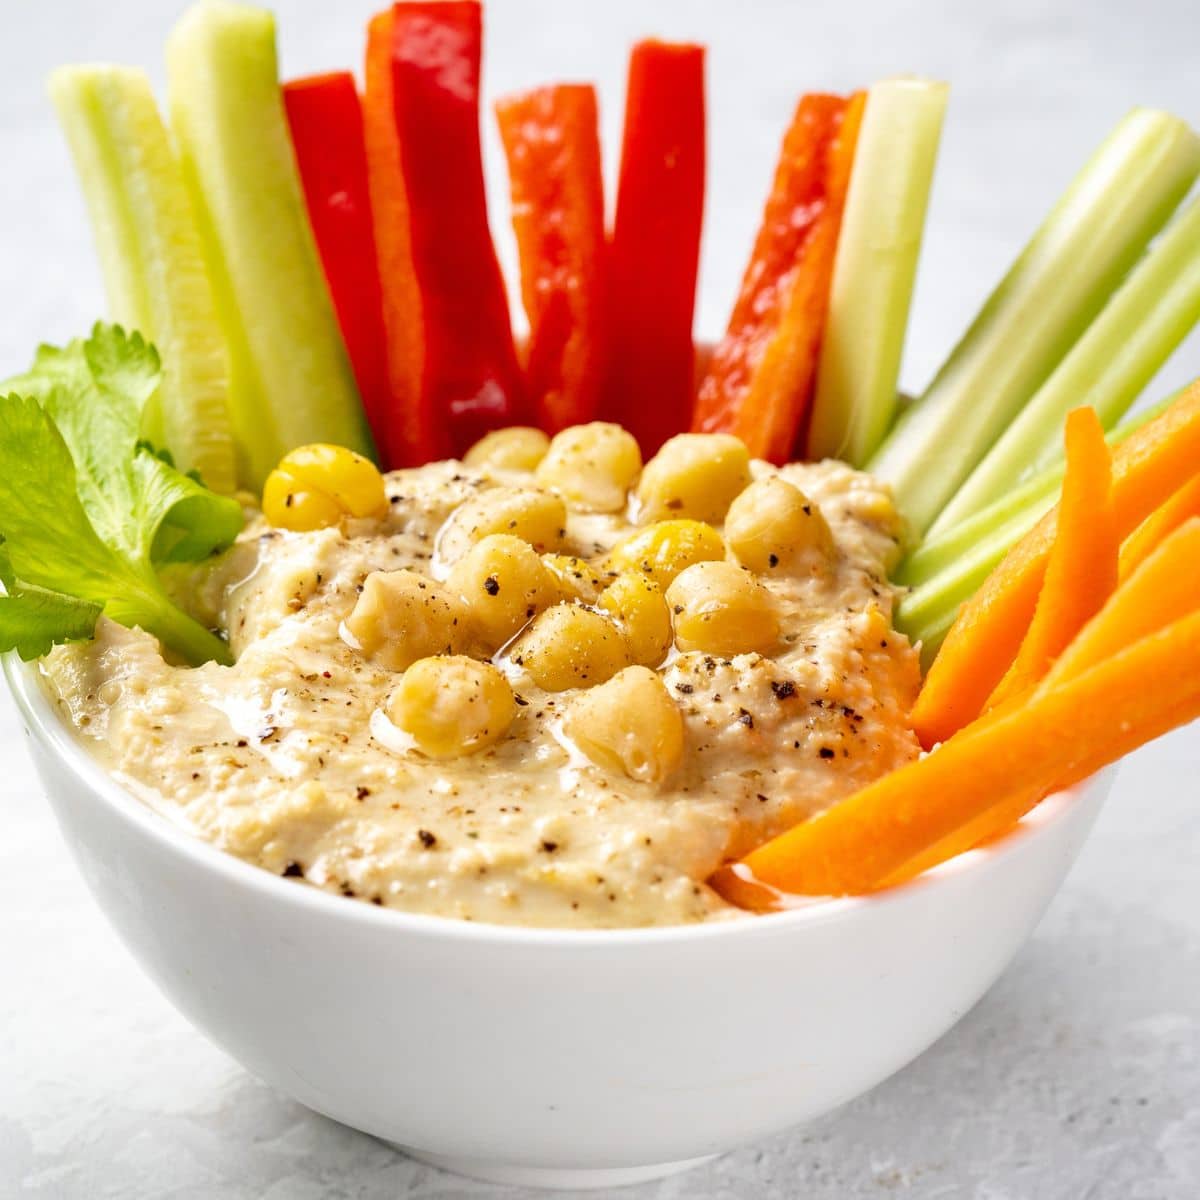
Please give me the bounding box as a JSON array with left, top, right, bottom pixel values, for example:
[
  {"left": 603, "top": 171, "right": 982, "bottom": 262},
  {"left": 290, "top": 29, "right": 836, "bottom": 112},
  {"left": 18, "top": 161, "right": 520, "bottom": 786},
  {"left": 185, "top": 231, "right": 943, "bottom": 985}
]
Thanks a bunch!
[{"left": 1, "top": 1, "right": 1198, "bottom": 1196}]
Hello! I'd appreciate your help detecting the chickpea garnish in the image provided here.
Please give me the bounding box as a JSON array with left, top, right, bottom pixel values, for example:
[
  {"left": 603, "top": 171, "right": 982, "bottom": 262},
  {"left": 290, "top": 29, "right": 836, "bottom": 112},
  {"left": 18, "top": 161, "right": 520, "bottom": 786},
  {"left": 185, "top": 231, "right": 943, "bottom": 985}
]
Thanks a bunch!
[
  {"left": 535, "top": 421, "right": 643, "bottom": 513},
  {"left": 446, "top": 534, "right": 558, "bottom": 651},
  {"left": 263, "top": 443, "right": 387, "bottom": 532},
  {"left": 387, "top": 656, "right": 516, "bottom": 758},
  {"left": 665, "top": 560, "right": 780, "bottom": 657},
  {"left": 606, "top": 519, "right": 726, "bottom": 590},
  {"left": 636, "top": 432, "right": 751, "bottom": 524},
  {"left": 463, "top": 426, "right": 551, "bottom": 474},
  {"left": 564, "top": 666, "right": 684, "bottom": 783},
  {"left": 508, "top": 603, "right": 631, "bottom": 691},
  {"left": 725, "top": 475, "right": 834, "bottom": 573},
  {"left": 599, "top": 572, "right": 673, "bottom": 668},
  {"left": 343, "top": 569, "right": 468, "bottom": 672}
]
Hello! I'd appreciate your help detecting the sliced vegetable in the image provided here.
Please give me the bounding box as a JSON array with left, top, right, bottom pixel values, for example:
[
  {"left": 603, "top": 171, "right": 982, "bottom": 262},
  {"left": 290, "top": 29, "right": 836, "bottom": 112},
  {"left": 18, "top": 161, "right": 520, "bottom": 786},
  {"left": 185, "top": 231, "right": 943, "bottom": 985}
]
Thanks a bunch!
[
  {"left": 166, "top": 0, "right": 371, "bottom": 488},
  {"left": 49, "top": 65, "right": 235, "bottom": 493},
  {"left": 1119, "top": 473, "right": 1200, "bottom": 579},
  {"left": 693, "top": 92, "right": 865, "bottom": 463},
  {"left": 984, "top": 409, "right": 1116, "bottom": 710},
  {"left": 711, "top": 607, "right": 1200, "bottom": 905},
  {"left": 932, "top": 193, "right": 1200, "bottom": 533},
  {"left": 0, "top": 325, "right": 242, "bottom": 665},
  {"left": 604, "top": 39, "right": 706, "bottom": 455},
  {"left": 868, "top": 109, "right": 1200, "bottom": 534},
  {"left": 807, "top": 79, "right": 948, "bottom": 466},
  {"left": 496, "top": 84, "right": 607, "bottom": 434},
  {"left": 283, "top": 72, "right": 391, "bottom": 449},
  {"left": 363, "top": 6, "right": 426, "bottom": 467},
  {"left": 894, "top": 393, "right": 1176, "bottom": 659},
  {"left": 391, "top": 0, "right": 528, "bottom": 455},
  {"left": 885, "top": 515, "right": 1200, "bottom": 883},
  {"left": 1048, "top": 517, "right": 1200, "bottom": 688},
  {"left": 911, "top": 378, "right": 1200, "bottom": 748}
]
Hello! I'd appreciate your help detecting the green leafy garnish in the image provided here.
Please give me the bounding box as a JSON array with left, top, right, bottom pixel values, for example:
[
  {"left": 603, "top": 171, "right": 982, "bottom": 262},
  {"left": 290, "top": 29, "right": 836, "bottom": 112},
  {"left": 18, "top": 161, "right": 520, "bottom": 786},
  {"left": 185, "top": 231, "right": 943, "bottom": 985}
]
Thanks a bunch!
[{"left": 0, "top": 323, "right": 243, "bottom": 664}]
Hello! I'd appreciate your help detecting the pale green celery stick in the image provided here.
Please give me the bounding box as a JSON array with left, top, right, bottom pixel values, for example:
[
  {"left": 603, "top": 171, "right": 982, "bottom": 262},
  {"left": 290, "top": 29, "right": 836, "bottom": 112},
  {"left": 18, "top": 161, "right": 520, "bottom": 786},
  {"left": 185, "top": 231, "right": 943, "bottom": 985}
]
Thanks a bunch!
[
  {"left": 868, "top": 108, "right": 1200, "bottom": 534},
  {"left": 894, "top": 393, "right": 1177, "bottom": 661},
  {"left": 930, "top": 195, "right": 1200, "bottom": 534},
  {"left": 898, "top": 392, "right": 1176, "bottom": 586},
  {"left": 49, "top": 65, "right": 236, "bottom": 493},
  {"left": 808, "top": 79, "right": 948, "bottom": 466},
  {"left": 166, "top": 0, "right": 372, "bottom": 489},
  {"left": 896, "top": 462, "right": 1063, "bottom": 586}
]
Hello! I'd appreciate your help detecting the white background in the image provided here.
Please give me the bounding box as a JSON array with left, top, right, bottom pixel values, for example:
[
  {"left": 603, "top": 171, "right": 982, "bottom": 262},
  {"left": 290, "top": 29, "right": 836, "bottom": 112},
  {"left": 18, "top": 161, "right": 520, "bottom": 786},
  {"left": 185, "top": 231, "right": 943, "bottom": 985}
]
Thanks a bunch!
[{"left": 2, "top": 1, "right": 1198, "bottom": 1196}]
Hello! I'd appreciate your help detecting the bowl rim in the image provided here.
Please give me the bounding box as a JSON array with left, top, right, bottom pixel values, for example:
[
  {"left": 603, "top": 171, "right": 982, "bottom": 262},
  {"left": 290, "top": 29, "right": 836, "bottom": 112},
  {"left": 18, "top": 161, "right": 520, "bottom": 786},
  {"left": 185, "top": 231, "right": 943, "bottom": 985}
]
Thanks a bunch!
[{"left": 5, "top": 651, "right": 1101, "bottom": 948}]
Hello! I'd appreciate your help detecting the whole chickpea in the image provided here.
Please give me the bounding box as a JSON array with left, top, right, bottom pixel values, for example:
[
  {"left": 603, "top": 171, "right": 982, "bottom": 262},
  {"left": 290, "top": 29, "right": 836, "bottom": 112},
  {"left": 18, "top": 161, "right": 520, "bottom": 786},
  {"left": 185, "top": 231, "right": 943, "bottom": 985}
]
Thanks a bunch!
[
  {"left": 725, "top": 475, "right": 834, "bottom": 573},
  {"left": 387, "top": 656, "right": 516, "bottom": 758},
  {"left": 463, "top": 426, "right": 551, "bottom": 474},
  {"left": 599, "top": 573, "right": 673, "bottom": 668},
  {"left": 445, "top": 534, "right": 558, "bottom": 651},
  {"left": 436, "top": 485, "right": 567, "bottom": 565},
  {"left": 535, "top": 422, "right": 643, "bottom": 513},
  {"left": 343, "top": 570, "right": 469, "bottom": 672},
  {"left": 636, "top": 432, "right": 751, "bottom": 524},
  {"left": 564, "top": 666, "right": 684, "bottom": 783},
  {"left": 508, "top": 603, "right": 631, "bottom": 691},
  {"left": 606, "top": 519, "right": 726, "bottom": 590},
  {"left": 665, "top": 560, "right": 780, "bottom": 656}
]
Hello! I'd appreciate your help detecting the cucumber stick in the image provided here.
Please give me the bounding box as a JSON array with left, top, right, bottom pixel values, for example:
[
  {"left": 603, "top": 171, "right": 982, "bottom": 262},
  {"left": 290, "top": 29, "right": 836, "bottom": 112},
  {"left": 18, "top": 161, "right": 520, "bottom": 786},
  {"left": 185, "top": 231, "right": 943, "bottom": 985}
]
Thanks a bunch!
[
  {"left": 167, "top": 0, "right": 372, "bottom": 489},
  {"left": 868, "top": 108, "right": 1200, "bottom": 535},
  {"left": 49, "top": 65, "right": 236, "bottom": 494},
  {"left": 930, "top": 194, "right": 1200, "bottom": 534},
  {"left": 807, "top": 78, "right": 948, "bottom": 466}
]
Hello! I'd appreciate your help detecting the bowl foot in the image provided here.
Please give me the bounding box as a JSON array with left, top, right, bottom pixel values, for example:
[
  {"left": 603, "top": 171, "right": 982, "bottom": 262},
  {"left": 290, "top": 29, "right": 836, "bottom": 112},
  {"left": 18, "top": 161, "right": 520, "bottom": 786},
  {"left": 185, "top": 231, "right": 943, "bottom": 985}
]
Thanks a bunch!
[{"left": 391, "top": 1145, "right": 719, "bottom": 1190}]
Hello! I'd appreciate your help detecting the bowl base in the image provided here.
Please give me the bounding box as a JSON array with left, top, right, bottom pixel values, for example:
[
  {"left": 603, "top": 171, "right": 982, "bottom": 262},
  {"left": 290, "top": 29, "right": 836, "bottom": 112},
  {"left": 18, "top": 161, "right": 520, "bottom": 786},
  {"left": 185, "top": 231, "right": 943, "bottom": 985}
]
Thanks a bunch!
[{"left": 391, "top": 1145, "right": 719, "bottom": 1190}]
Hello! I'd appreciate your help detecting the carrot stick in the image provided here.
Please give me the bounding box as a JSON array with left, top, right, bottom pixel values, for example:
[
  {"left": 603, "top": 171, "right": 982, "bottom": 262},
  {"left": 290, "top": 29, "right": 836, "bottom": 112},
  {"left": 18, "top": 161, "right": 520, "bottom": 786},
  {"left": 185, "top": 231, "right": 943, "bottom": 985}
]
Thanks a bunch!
[
  {"left": 1118, "top": 472, "right": 1200, "bottom": 579},
  {"left": 912, "top": 378, "right": 1200, "bottom": 748},
  {"left": 882, "top": 516, "right": 1200, "bottom": 884},
  {"left": 712, "top": 608, "right": 1200, "bottom": 907},
  {"left": 985, "top": 408, "right": 1116, "bottom": 709},
  {"left": 1046, "top": 516, "right": 1200, "bottom": 687},
  {"left": 693, "top": 92, "right": 865, "bottom": 463}
]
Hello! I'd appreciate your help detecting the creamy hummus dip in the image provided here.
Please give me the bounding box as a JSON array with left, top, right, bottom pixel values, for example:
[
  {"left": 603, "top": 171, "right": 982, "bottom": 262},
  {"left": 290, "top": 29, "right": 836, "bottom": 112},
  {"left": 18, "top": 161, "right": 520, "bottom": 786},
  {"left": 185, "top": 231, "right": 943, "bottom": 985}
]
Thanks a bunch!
[{"left": 43, "top": 425, "right": 921, "bottom": 928}]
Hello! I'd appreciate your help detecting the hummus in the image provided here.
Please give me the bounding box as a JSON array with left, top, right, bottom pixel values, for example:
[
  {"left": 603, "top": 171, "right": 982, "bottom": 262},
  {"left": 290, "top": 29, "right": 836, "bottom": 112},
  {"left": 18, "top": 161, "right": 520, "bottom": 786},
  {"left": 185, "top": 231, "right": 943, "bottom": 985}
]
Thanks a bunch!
[{"left": 43, "top": 439, "right": 921, "bottom": 929}]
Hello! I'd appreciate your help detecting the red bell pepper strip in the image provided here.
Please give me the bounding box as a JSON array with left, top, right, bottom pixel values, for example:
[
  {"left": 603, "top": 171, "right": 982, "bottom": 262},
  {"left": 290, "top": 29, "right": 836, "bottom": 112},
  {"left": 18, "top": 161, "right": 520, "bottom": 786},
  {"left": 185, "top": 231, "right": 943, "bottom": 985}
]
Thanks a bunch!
[
  {"left": 364, "top": 2, "right": 527, "bottom": 464},
  {"left": 495, "top": 84, "right": 607, "bottom": 434},
  {"left": 693, "top": 91, "right": 866, "bottom": 464},
  {"left": 364, "top": 8, "right": 428, "bottom": 466},
  {"left": 283, "top": 72, "right": 391, "bottom": 455},
  {"left": 602, "top": 40, "right": 706, "bottom": 456}
]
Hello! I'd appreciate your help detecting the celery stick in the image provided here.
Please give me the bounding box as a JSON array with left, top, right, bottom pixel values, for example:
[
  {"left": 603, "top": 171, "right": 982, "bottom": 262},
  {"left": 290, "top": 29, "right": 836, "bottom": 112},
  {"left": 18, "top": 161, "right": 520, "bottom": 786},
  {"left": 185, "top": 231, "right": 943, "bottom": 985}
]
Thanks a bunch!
[
  {"left": 930, "top": 195, "right": 1200, "bottom": 534},
  {"left": 894, "top": 393, "right": 1177, "bottom": 661},
  {"left": 166, "top": 0, "right": 372, "bottom": 489},
  {"left": 868, "top": 108, "right": 1200, "bottom": 534},
  {"left": 896, "top": 461, "right": 1063, "bottom": 586},
  {"left": 808, "top": 78, "right": 948, "bottom": 466},
  {"left": 49, "top": 66, "right": 236, "bottom": 493},
  {"left": 899, "top": 391, "right": 1175, "bottom": 586}
]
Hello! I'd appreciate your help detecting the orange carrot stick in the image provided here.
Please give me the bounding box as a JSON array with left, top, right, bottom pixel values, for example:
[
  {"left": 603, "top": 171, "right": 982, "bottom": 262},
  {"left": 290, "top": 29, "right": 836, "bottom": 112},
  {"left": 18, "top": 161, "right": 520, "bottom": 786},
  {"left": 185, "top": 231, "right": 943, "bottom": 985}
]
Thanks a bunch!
[
  {"left": 712, "top": 608, "right": 1200, "bottom": 907},
  {"left": 1119, "top": 472, "right": 1200, "bottom": 579},
  {"left": 912, "top": 379, "right": 1200, "bottom": 748},
  {"left": 1046, "top": 516, "right": 1200, "bottom": 687},
  {"left": 692, "top": 92, "right": 865, "bottom": 463},
  {"left": 985, "top": 408, "right": 1116, "bottom": 709}
]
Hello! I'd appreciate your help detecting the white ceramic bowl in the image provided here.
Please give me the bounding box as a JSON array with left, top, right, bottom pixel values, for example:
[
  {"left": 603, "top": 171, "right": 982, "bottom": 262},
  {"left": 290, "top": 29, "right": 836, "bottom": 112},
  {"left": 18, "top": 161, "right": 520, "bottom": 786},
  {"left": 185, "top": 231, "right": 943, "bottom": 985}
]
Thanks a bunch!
[{"left": 6, "top": 656, "right": 1112, "bottom": 1190}]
